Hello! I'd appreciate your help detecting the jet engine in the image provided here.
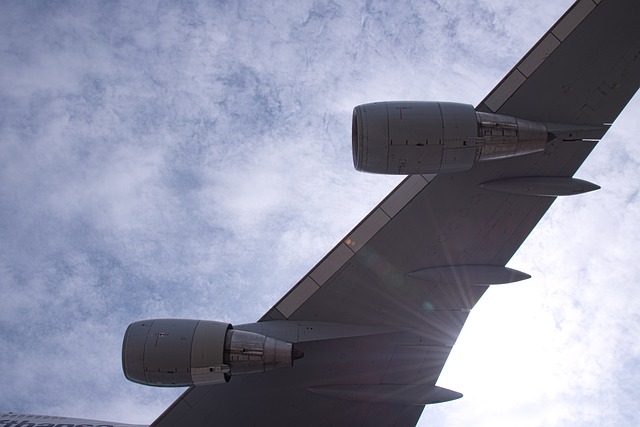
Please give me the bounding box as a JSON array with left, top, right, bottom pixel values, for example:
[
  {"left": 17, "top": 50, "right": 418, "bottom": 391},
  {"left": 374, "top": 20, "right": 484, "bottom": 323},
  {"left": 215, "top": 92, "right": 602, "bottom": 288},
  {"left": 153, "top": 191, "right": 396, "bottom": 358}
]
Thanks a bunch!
[
  {"left": 352, "top": 101, "right": 551, "bottom": 174},
  {"left": 122, "top": 319, "right": 300, "bottom": 387}
]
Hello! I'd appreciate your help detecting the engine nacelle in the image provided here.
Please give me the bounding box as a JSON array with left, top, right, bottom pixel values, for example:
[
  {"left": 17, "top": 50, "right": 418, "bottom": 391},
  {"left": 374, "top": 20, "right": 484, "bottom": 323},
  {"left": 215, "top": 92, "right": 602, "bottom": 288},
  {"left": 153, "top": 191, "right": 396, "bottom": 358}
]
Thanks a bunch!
[
  {"left": 122, "top": 319, "right": 298, "bottom": 387},
  {"left": 352, "top": 101, "right": 550, "bottom": 174}
]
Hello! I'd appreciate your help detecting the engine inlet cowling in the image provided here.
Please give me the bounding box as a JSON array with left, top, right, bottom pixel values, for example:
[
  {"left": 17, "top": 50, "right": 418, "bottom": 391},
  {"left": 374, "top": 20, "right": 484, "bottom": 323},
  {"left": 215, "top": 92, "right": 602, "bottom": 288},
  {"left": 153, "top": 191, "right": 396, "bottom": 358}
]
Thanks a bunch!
[
  {"left": 122, "top": 319, "right": 298, "bottom": 387},
  {"left": 352, "top": 101, "right": 549, "bottom": 174}
]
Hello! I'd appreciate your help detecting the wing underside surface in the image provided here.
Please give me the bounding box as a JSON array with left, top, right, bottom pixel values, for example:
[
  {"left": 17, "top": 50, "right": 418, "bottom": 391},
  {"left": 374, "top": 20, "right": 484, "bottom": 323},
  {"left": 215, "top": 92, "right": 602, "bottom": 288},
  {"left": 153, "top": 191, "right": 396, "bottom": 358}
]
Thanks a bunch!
[{"left": 152, "top": 1, "right": 640, "bottom": 426}]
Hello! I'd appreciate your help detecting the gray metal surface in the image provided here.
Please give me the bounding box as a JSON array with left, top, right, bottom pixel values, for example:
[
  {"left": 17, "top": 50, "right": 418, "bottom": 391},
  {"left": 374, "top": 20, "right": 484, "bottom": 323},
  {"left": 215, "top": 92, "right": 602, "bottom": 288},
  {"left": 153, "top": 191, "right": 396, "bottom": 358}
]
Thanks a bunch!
[
  {"left": 478, "top": 0, "right": 640, "bottom": 125},
  {"left": 151, "top": 1, "right": 640, "bottom": 425}
]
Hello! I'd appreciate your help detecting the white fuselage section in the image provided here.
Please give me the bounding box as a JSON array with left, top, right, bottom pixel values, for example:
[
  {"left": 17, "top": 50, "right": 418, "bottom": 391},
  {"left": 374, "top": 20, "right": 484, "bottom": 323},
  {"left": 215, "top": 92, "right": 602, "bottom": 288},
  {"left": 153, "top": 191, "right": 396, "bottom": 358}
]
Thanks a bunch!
[{"left": 0, "top": 413, "right": 146, "bottom": 427}]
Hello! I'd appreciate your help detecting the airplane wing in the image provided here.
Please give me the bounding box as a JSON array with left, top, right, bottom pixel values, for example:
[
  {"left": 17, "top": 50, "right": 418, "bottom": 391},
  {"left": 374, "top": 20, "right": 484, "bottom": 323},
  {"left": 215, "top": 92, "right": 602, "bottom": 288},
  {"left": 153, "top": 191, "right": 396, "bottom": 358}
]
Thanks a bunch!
[{"left": 151, "top": 1, "right": 640, "bottom": 426}]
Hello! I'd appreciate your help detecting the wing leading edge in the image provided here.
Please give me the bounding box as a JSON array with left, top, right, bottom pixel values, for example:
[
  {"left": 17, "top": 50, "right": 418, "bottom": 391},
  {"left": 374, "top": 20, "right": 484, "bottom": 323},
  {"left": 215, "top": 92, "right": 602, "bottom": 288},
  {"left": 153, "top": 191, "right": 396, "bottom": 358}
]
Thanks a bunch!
[{"left": 152, "top": 1, "right": 640, "bottom": 426}]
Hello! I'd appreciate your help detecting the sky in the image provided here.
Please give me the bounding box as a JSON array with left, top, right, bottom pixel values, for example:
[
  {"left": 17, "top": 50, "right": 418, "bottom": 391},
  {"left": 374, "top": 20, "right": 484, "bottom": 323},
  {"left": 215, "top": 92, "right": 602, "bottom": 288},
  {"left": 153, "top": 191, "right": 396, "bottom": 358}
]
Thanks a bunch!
[{"left": 1, "top": 0, "right": 639, "bottom": 426}]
